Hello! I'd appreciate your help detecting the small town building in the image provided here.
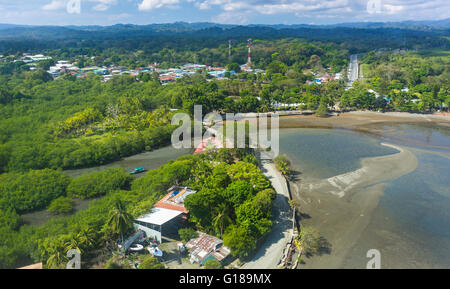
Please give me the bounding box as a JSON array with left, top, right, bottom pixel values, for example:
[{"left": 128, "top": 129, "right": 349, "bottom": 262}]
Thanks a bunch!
[
  {"left": 185, "top": 232, "right": 231, "bottom": 265},
  {"left": 133, "top": 186, "right": 197, "bottom": 242}
]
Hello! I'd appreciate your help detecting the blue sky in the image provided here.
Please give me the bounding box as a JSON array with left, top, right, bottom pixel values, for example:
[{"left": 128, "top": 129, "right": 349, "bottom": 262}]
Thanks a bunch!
[{"left": 0, "top": 0, "right": 448, "bottom": 26}]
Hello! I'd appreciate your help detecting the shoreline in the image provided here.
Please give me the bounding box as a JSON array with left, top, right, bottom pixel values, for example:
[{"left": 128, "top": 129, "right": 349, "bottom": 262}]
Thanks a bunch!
[
  {"left": 278, "top": 112, "right": 450, "bottom": 152},
  {"left": 278, "top": 111, "right": 450, "bottom": 131},
  {"left": 292, "top": 142, "right": 418, "bottom": 269},
  {"left": 242, "top": 159, "right": 293, "bottom": 269}
]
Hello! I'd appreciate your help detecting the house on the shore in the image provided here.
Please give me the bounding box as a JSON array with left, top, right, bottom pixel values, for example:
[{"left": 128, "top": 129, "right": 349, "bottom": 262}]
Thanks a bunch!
[
  {"left": 133, "top": 186, "right": 197, "bottom": 243},
  {"left": 185, "top": 232, "right": 231, "bottom": 265}
]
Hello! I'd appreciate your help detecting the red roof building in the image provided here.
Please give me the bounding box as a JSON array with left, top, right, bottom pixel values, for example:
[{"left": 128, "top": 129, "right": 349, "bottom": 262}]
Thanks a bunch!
[{"left": 154, "top": 186, "right": 197, "bottom": 214}]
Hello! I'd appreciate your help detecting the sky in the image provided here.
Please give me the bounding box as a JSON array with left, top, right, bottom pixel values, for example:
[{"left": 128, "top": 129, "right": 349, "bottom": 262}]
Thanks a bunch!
[{"left": 0, "top": 0, "right": 449, "bottom": 26}]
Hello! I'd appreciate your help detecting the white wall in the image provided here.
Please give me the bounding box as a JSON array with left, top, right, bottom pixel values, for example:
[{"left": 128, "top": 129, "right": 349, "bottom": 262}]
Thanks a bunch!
[{"left": 133, "top": 223, "right": 161, "bottom": 243}]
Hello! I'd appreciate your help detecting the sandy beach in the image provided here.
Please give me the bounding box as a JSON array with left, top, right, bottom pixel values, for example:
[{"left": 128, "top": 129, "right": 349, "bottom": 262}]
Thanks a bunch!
[
  {"left": 292, "top": 142, "right": 419, "bottom": 268},
  {"left": 279, "top": 111, "right": 450, "bottom": 131}
]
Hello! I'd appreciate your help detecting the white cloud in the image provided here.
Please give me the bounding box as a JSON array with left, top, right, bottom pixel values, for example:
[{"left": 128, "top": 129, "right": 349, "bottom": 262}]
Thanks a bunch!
[
  {"left": 215, "top": 11, "right": 250, "bottom": 24},
  {"left": 198, "top": 0, "right": 449, "bottom": 21},
  {"left": 138, "top": 0, "right": 180, "bottom": 11},
  {"left": 17, "top": 0, "right": 450, "bottom": 24},
  {"left": 383, "top": 4, "right": 404, "bottom": 15},
  {"left": 93, "top": 3, "right": 108, "bottom": 10},
  {"left": 42, "top": 0, "right": 66, "bottom": 10},
  {"left": 41, "top": 0, "right": 117, "bottom": 12},
  {"left": 89, "top": 0, "right": 117, "bottom": 11}
]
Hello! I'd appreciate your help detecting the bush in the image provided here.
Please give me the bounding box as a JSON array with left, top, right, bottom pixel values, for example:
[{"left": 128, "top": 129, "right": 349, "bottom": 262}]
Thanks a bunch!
[
  {"left": 315, "top": 102, "right": 329, "bottom": 117},
  {"left": 223, "top": 225, "right": 256, "bottom": 260},
  {"left": 47, "top": 197, "right": 74, "bottom": 215},
  {"left": 204, "top": 259, "right": 222, "bottom": 269},
  {"left": 138, "top": 256, "right": 164, "bottom": 269},
  {"left": 178, "top": 228, "right": 198, "bottom": 242},
  {"left": 0, "top": 169, "right": 71, "bottom": 213},
  {"left": 298, "top": 226, "right": 321, "bottom": 255},
  {"left": 273, "top": 155, "right": 292, "bottom": 176},
  {"left": 67, "top": 168, "right": 132, "bottom": 199},
  {"left": 104, "top": 259, "right": 123, "bottom": 269},
  {"left": 223, "top": 181, "right": 254, "bottom": 208},
  {"left": 0, "top": 208, "right": 21, "bottom": 230}
]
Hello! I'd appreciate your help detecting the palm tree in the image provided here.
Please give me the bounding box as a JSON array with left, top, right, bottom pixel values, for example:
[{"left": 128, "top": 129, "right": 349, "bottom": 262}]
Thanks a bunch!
[
  {"left": 64, "top": 235, "right": 83, "bottom": 255},
  {"left": 107, "top": 200, "right": 133, "bottom": 243},
  {"left": 46, "top": 250, "right": 65, "bottom": 269},
  {"left": 212, "top": 203, "right": 232, "bottom": 238},
  {"left": 77, "top": 227, "right": 96, "bottom": 251},
  {"left": 43, "top": 238, "right": 66, "bottom": 269}
]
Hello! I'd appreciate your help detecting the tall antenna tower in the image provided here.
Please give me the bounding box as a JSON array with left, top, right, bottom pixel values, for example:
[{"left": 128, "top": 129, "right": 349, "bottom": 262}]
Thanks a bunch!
[
  {"left": 247, "top": 38, "right": 252, "bottom": 66},
  {"left": 228, "top": 40, "right": 232, "bottom": 60}
]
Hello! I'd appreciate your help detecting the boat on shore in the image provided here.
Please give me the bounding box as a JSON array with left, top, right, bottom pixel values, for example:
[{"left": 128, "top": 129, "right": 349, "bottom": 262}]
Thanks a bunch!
[{"left": 130, "top": 167, "right": 146, "bottom": 175}]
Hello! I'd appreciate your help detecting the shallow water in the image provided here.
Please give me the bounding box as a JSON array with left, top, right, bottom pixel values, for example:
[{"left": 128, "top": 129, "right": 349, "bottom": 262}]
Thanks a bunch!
[
  {"left": 362, "top": 122, "right": 450, "bottom": 152},
  {"left": 280, "top": 123, "right": 450, "bottom": 268},
  {"left": 21, "top": 197, "right": 99, "bottom": 226},
  {"left": 279, "top": 128, "right": 398, "bottom": 179},
  {"left": 342, "top": 148, "right": 450, "bottom": 268},
  {"left": 64, "top": 145, "right": 193, "bottom": 178}
]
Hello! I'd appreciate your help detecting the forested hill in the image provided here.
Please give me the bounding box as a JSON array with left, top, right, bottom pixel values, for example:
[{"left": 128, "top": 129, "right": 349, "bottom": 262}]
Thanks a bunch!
[{"left": 0, "top": 21, "right": 449, "bottom": 53}]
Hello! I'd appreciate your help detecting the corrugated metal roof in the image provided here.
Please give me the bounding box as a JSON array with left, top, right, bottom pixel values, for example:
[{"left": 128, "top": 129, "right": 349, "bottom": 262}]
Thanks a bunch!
[
  {"left": 135, "top": 207, "right": 183, "bottom": 226},
  {"left": 185, "top": 232, "right": 230, "bottom": 262}
]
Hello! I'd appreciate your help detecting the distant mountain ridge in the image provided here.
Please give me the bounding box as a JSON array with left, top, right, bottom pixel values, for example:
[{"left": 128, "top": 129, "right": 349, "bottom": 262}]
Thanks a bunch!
[
  {"left": 0, "top": 19, "right": 448, "bottom": 53},
  {"left": 0, "top": 18, "right": 448, "bottom": 34}
]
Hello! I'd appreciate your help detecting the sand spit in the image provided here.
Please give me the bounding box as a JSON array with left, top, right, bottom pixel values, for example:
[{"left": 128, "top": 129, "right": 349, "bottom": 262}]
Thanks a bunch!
[
  {"left": 294, "top": 143, "right": 418, "bottom": 268},
  {"left": 300, "top": 143, "right": 417, "bottom": 198}
]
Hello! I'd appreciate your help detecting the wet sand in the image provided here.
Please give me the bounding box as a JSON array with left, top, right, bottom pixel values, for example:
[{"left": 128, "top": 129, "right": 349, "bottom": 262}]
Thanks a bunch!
[
  {"left": 292, "top": 143, "right": 419, "bottom": 268},
  {"left": 279, "top": 111, "right": 450, "bottom": 131}
]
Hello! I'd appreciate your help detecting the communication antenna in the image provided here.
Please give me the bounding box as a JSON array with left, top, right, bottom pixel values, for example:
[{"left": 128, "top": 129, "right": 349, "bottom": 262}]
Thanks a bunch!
[{"left": 247, "top": 38, "right": 252, "bottom": 66}]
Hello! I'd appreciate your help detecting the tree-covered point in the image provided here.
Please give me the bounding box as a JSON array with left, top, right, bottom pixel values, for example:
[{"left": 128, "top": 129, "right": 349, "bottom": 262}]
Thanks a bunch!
[
  {"left": 0, "top": 148, "right": 269, "bottom": 268},
  {"left": 184, "top": 150, "right": 275, "bottom": 260}
]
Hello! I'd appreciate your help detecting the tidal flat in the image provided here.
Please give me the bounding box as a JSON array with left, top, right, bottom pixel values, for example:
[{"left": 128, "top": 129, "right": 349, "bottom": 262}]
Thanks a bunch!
[{"left": 278, "top": 115, "right": 450, "bottom": 268}]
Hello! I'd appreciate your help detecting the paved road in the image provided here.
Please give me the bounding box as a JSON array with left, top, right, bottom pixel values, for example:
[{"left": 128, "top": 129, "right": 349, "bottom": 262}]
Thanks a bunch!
[
  {"left": 243, "top": 160, "right": 293, "bottom": 269},
  {"left": 347, "top": 54, "right": 359, "bottom": 88}
]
